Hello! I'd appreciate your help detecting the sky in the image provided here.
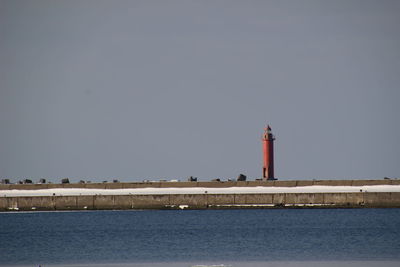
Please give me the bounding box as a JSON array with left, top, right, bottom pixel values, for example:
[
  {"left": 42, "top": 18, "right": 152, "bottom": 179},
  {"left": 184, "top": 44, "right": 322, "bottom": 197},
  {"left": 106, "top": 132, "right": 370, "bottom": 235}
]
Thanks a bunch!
[{"left": 0, "top": 0, "right": 399, "bottom": 183}]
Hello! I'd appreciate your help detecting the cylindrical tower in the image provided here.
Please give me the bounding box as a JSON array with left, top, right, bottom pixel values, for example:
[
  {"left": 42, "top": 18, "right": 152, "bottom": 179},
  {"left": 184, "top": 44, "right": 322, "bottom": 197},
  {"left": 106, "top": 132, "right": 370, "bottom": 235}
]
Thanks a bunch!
[{"left": 262, "top": 125, "right": 275, "bottom": 180}]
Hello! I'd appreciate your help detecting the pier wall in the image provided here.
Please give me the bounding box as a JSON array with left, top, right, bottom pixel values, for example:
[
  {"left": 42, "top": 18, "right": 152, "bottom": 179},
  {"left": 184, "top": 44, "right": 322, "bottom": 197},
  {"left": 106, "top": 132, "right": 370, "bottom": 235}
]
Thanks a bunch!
[
  {"left": 1, "top": 192, "right": 400, "bottom": 211},
  {"left": 1, "top": 179, "right": 399, "bottom": 191},
  {"left": 2, "top": 180, "right": 400, "bottom": 211}
]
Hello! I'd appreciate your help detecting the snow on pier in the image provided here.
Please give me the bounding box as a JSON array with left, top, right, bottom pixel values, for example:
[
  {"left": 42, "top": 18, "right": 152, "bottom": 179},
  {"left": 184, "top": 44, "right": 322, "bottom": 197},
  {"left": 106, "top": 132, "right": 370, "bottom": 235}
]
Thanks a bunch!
[{"left": 2, "top": 185, "right": 400, "bottom": 197}]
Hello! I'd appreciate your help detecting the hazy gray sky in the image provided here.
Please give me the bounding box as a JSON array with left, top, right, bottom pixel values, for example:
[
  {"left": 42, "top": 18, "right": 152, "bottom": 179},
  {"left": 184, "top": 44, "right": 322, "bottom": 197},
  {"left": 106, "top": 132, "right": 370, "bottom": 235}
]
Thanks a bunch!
[{"left": 1, "top": 0, "right": 399, "bottom": 182}]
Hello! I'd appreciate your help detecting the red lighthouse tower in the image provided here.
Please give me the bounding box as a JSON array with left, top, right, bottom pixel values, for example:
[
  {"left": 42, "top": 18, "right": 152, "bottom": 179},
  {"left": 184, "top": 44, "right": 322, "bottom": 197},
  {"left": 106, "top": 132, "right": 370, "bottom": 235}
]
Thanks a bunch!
[{"left": 262, "top": 125, "right": 276, "bottom": 180}]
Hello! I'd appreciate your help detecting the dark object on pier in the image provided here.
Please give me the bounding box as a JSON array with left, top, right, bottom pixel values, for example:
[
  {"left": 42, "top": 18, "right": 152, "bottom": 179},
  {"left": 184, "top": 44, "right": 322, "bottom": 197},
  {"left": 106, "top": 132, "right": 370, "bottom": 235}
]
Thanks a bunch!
[
  {"left": 1, "top": 179, "right": 10, "bottom": 184},
  {"left": 211, "top": 178, "right": 221, "bottom": 182},
  {"left": 188, "top": 176, "right": 197, "bottom": 182},
  {"left": 24, "top": 179, "right": 33, "bottom": 184},
  {"left": 61, "top": 178, "right": 70, "bottom": 184},
  {"left": 38, "top": 178, "right": 46, "bottom": 184},
  {"left": 113, "top": 179, "right": 120, "bottom": 183},
  {"left": 237, "top": 174, "right": 247, "bottom": 181}
]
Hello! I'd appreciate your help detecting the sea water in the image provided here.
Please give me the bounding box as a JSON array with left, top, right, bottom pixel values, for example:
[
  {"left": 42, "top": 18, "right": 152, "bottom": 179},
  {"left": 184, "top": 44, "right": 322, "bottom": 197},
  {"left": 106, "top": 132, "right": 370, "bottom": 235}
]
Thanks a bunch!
[{"left": 0, "top": 209, "right": 399, "bottom": 266}]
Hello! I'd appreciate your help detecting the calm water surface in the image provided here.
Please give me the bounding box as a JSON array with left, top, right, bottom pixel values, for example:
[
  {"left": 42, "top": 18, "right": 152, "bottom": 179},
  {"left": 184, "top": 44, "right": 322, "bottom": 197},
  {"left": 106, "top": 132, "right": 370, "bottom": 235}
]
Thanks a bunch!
[{"left": 0, "top": 209, "right": 399, "bottom": 266}]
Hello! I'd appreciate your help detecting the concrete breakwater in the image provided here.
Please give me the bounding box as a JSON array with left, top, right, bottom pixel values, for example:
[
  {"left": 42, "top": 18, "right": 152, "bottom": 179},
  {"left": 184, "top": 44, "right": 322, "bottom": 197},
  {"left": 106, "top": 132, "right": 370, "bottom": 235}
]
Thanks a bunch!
[
  {"left": 1, "top": 192, "right": 400, "bottom": 211},
  {"left": 1, "top": 180, "right": 400, "bottom": 211},
  {"left": 1, "top": 179, "right": 399, "bottom": 191}
]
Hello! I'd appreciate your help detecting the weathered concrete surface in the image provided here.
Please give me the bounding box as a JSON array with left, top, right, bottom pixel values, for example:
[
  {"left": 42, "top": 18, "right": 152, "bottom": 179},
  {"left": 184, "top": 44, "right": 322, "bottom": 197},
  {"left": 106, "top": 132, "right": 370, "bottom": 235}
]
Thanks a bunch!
[
  {"left": 84, "top": 183, "right": 107, "bottom": 189},
  {"left": 0, "top": 197, "right": 8, "bottom": 209},
  {"left": 160, "top": 182, "right": 193, "bottom": 188},
  {"left": 113, "top": 195, "right": 132, "bottom": 209},
  {"left": 272, "top": 193, "right": 285, "bottom": 204},
  {"left": 364, "top": 192, "right": 400, "bottom": 207},
  {"left": 104, "top": 183, "right": 124, "bottom": 189},
  {"left": 295, "top": 181, "right": 314, "bottom": 187},
  {"left": 170, "top": 194, "right": 207, "bottom": 208},
  {"left": 391, "top": 180, "right": 400, "bottom": 185},
  {"left": 13, "top": 197, "right": 33, "bottom": 209},
  {"left": 312, "top": 180, "right": 353, "bottom": 186},
  {"left": 131, "top": 195, "right": 170, "bottom": 209},
  {"left": 2, "top": 179, "right": 400, "bottom": 191},
  {"left": 122, "top": 182, "right": 157, "bottom": 189},
  {"left": 245, "top": 194, "right": 273, "bottom": 204},
  {"left": 233, "top": 194, "right": 247, "bottom": 204},
  {"left": 55, "top": 196, "right": 76, "bottom": 210},
  {"left": 292, "top": 193, "right": 323, "bottom": 204},
  {"left": 31, "top": 197, "right": 55, "bottom": 209},
  {"left": 94, "top": 195, "right": 114, "bottom": 209},
  {"left": 323, "top": 193, "right": 348, "bottom": 205},
  {"left": 2, "top": 192, "right": 400, "bottom": 211},
  {"left": 351, "top": 180, "right": 389, "bottom": 186},
  {"left": 5, "top": 197, "right": 19, "bottom": 210},
  {"left": 207, "top": 194, "right": 235, "bottom": 205},
  {"left": 76, "top": 196, "right": 94, "bottom": 209},
  {"left": 345, "top": 192, "right": 364, "bottom": 205},
  {"left": 1, "top": 179, "right": 400, "bottom": 211}
]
